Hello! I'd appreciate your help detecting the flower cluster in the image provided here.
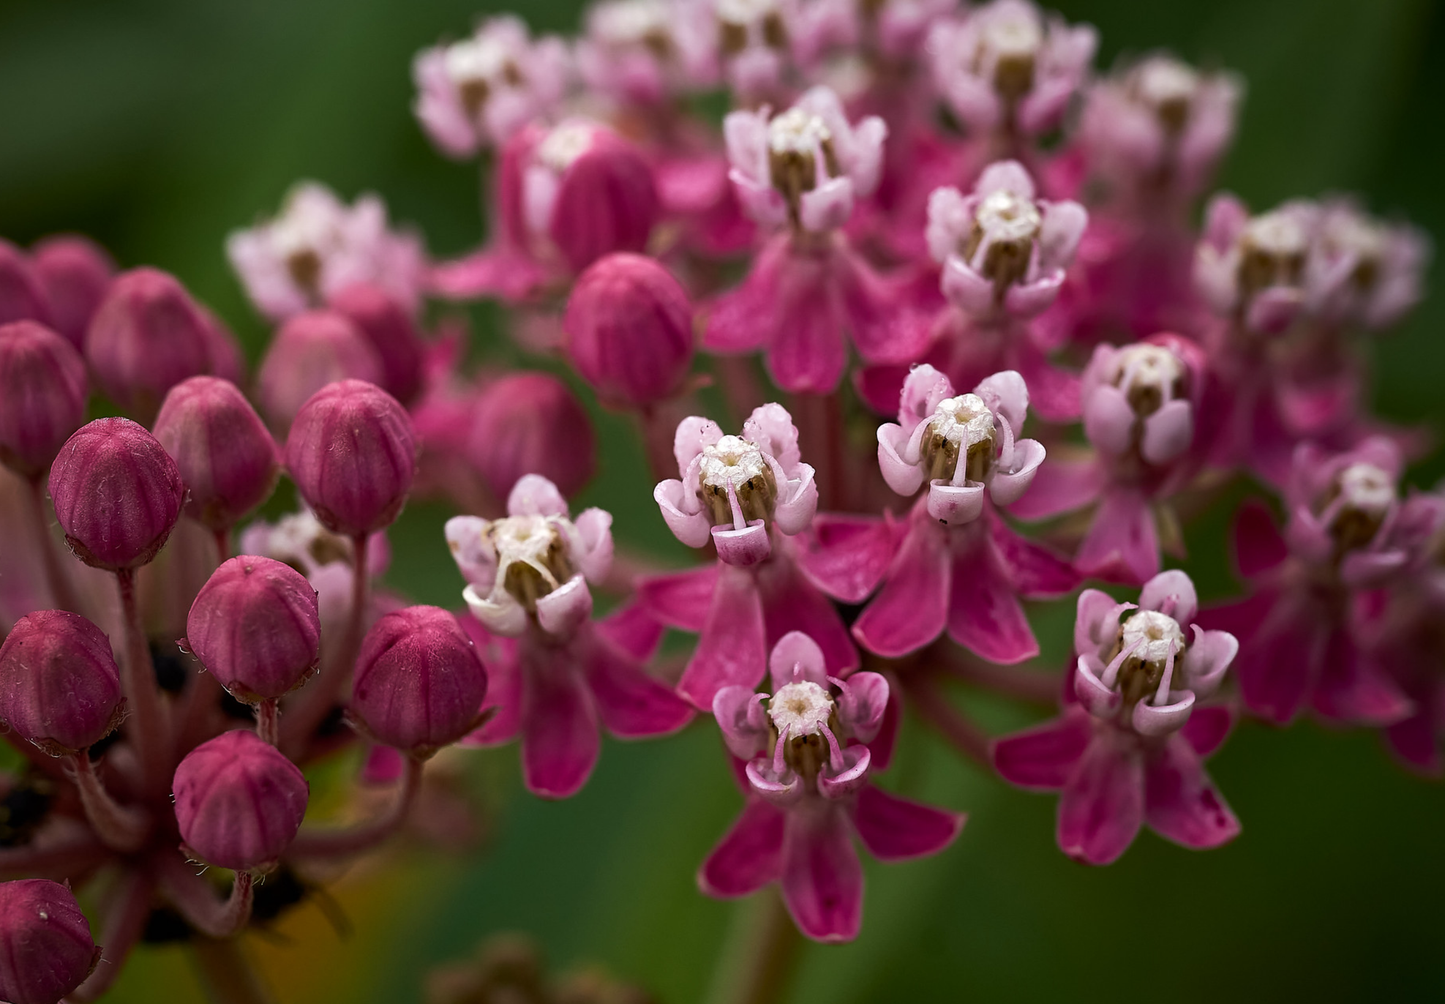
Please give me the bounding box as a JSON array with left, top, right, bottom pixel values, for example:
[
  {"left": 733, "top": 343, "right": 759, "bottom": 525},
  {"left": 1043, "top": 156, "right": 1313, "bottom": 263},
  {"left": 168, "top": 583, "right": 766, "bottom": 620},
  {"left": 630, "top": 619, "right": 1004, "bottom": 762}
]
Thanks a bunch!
[{"left": 0, "top": 0, "right": 1437, "bottom": 999}]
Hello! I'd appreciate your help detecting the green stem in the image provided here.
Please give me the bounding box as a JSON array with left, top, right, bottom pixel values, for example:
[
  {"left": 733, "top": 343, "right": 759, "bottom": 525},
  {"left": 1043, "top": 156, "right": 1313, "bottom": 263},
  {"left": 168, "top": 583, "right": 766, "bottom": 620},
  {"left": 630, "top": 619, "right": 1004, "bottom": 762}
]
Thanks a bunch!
[{"left": 704, "top": 888, "right": 802, "bottom": 1004}]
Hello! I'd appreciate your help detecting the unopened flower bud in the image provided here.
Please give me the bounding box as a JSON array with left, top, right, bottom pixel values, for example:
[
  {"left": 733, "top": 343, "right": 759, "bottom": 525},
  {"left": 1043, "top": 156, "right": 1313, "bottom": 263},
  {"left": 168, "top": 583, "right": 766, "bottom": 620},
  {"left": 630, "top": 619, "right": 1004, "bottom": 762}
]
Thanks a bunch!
[
  {"left": 0, "top": 320, "right": 88, "bottom": 478},
  {"left": 563, "top": 253, "right": 694, "bottom": 408},
  {"left": 172, "top": 729, "right": 309, "bottom": 871},
  {"left": 0, "top": 240, "right": 50, "bottom": 328},
  {"left": 0, "top": 610, "right": 123, "bottom": 755},
  {"left": 285, "top": 379, "right": 417, "bottom": 537},
  {"left": 0, "top": 879, "right": 100, "bottom": 1004},
  {"left": 350, "top": 606, "right": 488, "bottom": 756},
  {"left": 48, "top": 418, "right": 185, "bottom": 571},
  {"left": 30, "top": 235, "right": 114, "bottom": 349},
  {"left": 186, "top": 557, "right": 321, "bottom": 702},
  {"left": 327, "top": 283, "right": 425, "bottom": 405},
  {"left": 256, "top": 309, "right": 384, "bottom": 431},
  {"left": 153, "top": 377, "right": 279, "bottom": 531},
  {"left": 467, "top": 372, "right": 596, "bottom": 500},
  {"left": 85, "top": 268, "right": 239, "bottom": 420}
]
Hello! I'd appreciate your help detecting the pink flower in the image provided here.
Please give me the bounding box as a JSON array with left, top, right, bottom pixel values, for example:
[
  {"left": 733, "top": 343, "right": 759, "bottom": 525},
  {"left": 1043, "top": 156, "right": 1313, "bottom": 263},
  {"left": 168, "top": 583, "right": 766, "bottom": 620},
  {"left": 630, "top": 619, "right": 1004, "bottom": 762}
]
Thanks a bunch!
[
  {"left": 706, "top": 0, "right": 802, "bottom": 103},
  {"left": 238, "top": 508, "right": 390, "bottom": 634},
  {"left": 1193, "top": 194, "right": 1315, "bottom": 336},
  {"left": 1011, "top": 335, "right": 1208, "bottom": 583},
  {"left": 1206, "top": 439, "right": 1435, "bottom": 726},
  {"left": 1304, "top": 199, "right": 1430, "bottom": 331},
  {"left": 227, "top": 182, "right": 427, "bottom": 321},
  {"left": 1079, "top": 54, "right": 1241, "bottom": 204},
  {"left": 411, "top": 16, "right": 571, "bottom": 157},
  {"left": 994, "top": 571, "right": 1241, "bottom": 865},
  {"left": 700, "top": 632, "right": 963, "bottom": 942},
  {"left": 645, "top": 406, "right": 891, "bottom": 708},
  {"left": 575, "top": 0, "right": 714, "bottom": 107},
  {"left": 927, "top": 0, "right": 1096, "bottom": 140},
  {"left": 447, "top": 475, "right": 691, "bottom": 797}
]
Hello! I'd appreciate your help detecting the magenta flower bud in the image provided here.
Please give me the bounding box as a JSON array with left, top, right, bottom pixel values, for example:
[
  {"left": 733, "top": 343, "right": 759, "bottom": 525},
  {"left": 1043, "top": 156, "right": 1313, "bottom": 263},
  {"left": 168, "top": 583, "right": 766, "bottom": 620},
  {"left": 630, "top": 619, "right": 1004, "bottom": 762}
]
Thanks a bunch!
[
  {"left": 563, "top": 253, "right": 694, "bottom": 408},
  {"left": 327, "top": 283, "right": 424, "bottom": 405},
  {"left": 85, "top": 267, "right": 232, "bottom": 419},
  {"left": 285, "top": 379, "right": 416, "bottom": 537},
  {"left": 0, "top": 320, "right": 88, "bottom": 478},
  {"left": 0, "top": 239, "right": 50, "bottom": 327},
  {"left": 172, "top": 729, "right": 309, "bottom": 871},
  {"left": 350, "top": 606, "right": 487, "bottom": 756},
  {"left": 153, "top": 377, "right": 279, "bottom": 531},
  {"left": 256, "top": 309, "right": 384, "bottom": 431},
  {"left": 48, "top": 417, "right": 185, "bottom": 571},
  {"left": 185, "top": 556, "right": 321, "bottom": 702},
  {"left": 0, "top": 879, "right": 100, "bottom": 1004},
  {"left": 30, "top": 235, "right": 114, "bottom": 350},
  {"left": 0, "top": 610, "right": 123, "bottom": 755},
  {"left": 469, "top": 372, "right": 596, "bottom": 500}
]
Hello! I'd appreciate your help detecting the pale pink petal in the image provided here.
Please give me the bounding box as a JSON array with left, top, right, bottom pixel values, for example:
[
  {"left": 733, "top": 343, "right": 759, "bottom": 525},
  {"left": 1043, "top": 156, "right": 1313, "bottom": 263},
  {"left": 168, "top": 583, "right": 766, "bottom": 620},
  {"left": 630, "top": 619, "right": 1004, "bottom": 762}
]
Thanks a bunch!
[
  {"left": 655, "top": 479, "right": 713, "bottom": 548},
  {"left": 1143, "top": 734, "right": 1240, "bottom": 849},
  {"left": 975, "top": 160, "right": 1036, "bottom": 201},
  {"left": 837, "top": 672, "right": 889, "bottom": 742},
  {"left": 927, "top": 482, "right": 985, "bottom": 525},
  {"left": 677, "top": 562, "right": 767, "bottom": 710},
  {"left": 991, "top": 707, "right": 1092, "bottom": 790},
  {"left": 1139, "top": 569, "right": 1199, "bottom": 624},
  {"left": 1141, "top": 399, "right": 1194, "bottom": 466},
  {"left": 507, "top": 473, "right": 570, "bottom": 517},
  {"left": 713, "top": 521, "right": 773, "bottom": 567},
  {"left": 572, "top": 507, "right": 615, "bottom": 583},
  {"left": 940, "top": 258, "right": 998, "bottom": 316},
  {"left": 743, "top": 402, "right": 803, "bottom": 474},
  {"left": 780, "top": 805, "right": 863, "bottom": 943},
  {"left": 1083, "top": 385, "right": 1136, "bottom": 457},
  {"left": 1132, "top": 690, "right": 1196, "bottom": 737},
  {"left": 768, "top": 630, "right": 830, "bottom": 690},
  {"left": 878, "top": 424, "right": 925, "bottom": 497},
  {"left": 1179, "top": 629, "right": 1237, "bottom": 698},
  {"left": 852, "top": 518, "right": 951, "bottom": 658},
  {"left": 1076, "top": 490, "right": 1159, "bottom": 584},
  {"left": 673, "top": 415, "right": 724, "bottom": 474},
  {"left": 799, "top": 178, "right": 856, "bottom": 232},
  {"left": 1057, "top": 732, "right": 1144, "bottom": 865},
  {"left": 1003, "top": 272, "right": 1065, "bottom": 318},
  {"left": 535, "top": 576, "right": 593, "bottom": 638},
  {"left": 989, "top": 438, "right": 1046, "bottom": 507},
  {"left": 714, "top": 686, "right": 770, "bottom": 759},
  {"left": 1074, "top": 655, "right": 1123, "bottom": 719},
  {"left": 699, "top": 798, "right": 786, "bottom": 897},
  {"left": 1073, "top": 588, "right": 1122, "bottom": 656},
  {"left": 636, "top": 563, "right": 718, "bottom": 632},
  {"left": 850, "top": 784, "right": 964, "bottom": 861},
  {"left": 817, "top": 746, "right": 871, "bottom": 799},
  {"left": 1007, "top": 456, "right": 1104, "bottom": 521},
  {"left": 1037, "top": 200, "right": 1088, "bottom": 272}
]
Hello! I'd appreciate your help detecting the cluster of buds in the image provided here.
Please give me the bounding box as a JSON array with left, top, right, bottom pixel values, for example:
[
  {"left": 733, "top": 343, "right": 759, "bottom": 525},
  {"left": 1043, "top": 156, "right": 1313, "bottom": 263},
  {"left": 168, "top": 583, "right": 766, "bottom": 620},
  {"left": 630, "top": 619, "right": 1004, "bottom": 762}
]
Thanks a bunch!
[{"left": 0, "top": 0, "right": 1439, "bottom": 999}]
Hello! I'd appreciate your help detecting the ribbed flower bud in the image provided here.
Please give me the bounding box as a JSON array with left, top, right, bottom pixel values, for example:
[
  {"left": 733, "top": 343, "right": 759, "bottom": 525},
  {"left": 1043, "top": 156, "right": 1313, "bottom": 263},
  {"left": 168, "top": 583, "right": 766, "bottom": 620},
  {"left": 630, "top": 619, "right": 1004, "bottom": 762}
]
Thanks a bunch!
[
  {"left": 172, "top": 729, "right": 309, "bottom": 871},
  {"left": 48, "top": 418, "right": 185, "bottom": 571},
  {"left": 153, "top": 377, "right": 279, "bottom": 531},
  {"left": 30, "top": 235, "right": 114, "bottom": 349},
  {"left": 563, "top": 253, "right": 694, "bottom": 408},
  {"left": 186, "top": 557, "right": 321, "bottom": 702},
  {"left": 0, "top": 320, "right": 88, "bottom": 478},
  {"left": 285, "top": 379, "right": 417, "bottom": 537},
  {"left": 85, "top": 267, "right": 239, "bottom": 420},
  {"left": 0, "top": 879, "right": 100, "bottom": 1004},
  {"left": 350, "top": 606, "right": 487, "bottom": 756},
  {"left": 328, "top": 283, "right": 425, "bottom": 405},
  {"left": 256, "top": 309, "right": 383, "bottom": 431},
  {"left": 0, "top": 240, "right": 50, "bottom": 328},
  {"left": 0, "top": 611, "right": 123, "bottom": 755},
  {"left": 470, "top": 372, "right": 596, "bottom": 500}
]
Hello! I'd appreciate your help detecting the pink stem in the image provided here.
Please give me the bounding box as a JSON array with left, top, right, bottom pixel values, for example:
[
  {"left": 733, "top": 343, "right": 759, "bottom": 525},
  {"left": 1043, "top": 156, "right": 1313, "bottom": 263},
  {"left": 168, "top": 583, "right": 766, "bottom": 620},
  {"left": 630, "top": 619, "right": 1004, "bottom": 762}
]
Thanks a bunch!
[
  {"left": 68, "top": 870, "right": 155, "bottom": 1003},
  {"left": 938, "top": 648, "right": 1063, "bottom": 705},
  {"left": 24, "top": 475, "right": 84, "bottom": 615},
  {"left": 157, "top": 853, "right": 255, "bottom": 938},
  {"left": 115, "top": 568, "right": 170, "bottom": 796},
  {"left": 254, "top": 699, "right": 280, "bottom": 746},
  {"left": 214, "top": 526, "right": 231, "bottom": 564},
  {"left": 638, "top": 404, "right": 680, "bottom": 485},
  {"left": 0, "top": 834, "right": 107, "bottom": 880},
  {"left": 69, "top": 751, "right": 151, "bottom": 853},
  {"left": 285, "top": 755, "right": 422, "bottom": 860}
]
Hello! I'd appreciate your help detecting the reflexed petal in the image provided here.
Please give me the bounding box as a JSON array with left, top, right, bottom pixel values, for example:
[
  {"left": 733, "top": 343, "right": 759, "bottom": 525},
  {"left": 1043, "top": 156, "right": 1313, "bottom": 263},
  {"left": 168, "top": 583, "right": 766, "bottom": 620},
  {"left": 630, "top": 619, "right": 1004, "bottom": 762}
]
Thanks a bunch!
[
  {"left": 1143, "top": 734, "right": 1240, "bottom": 849},
  {"left": 699, "top": 798, "right": 786, "bottom": 898},
  {"left": 780, "top": 805, "right": 863, "bottom": 943},
  {"left": 677, "top": 563, "right": 767, "bottom": 710},
  {"left": 757, "top": 554, "right": 859, "bottom": 676},
  {"left": 1180, "top": 703, "right": 1234, "bottom": 758},
  {"left": 852, "top": 784, "right": 965, "bottom": 861},
  {"left": 1057, "top": 732, "right": 1144, "bottom": 865},
  {"left": 636, "top": 563, "right": 719, "bottom": 632},
  {"left": 1075, "top": 490, "right": 1159, "bottom": 584},
  {"left": 852, "top": 518, "right": 950, "bottom": 658},
  {"left": 584, "top": 631, "right": 694, "bottom": 738},
  {"left": 991, "top": 707, "right": 1092, "bottom": 790},
  {"left": 520, "top": 645, "right": 600, "bottom": 799},
  {"left": 947, "top": 538, "right": 1038, "bottom": 664},
  {"left": 1007, "top": 456, "right": 1104, "bottom": 521},
  {"left": 788, "top": 513, "right": 899, "bottom": 604}
]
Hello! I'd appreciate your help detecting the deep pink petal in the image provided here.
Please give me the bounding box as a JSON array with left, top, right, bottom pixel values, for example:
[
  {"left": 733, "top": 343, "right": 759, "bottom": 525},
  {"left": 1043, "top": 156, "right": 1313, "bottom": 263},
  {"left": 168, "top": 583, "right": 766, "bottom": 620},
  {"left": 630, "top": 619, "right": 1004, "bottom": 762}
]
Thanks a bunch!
[
  {"left": 947, "top": 536, "right": 1039, "bottom": 664},
  {"left": 851, "top": 518, "right": 950, "bottom": 658},
  {"left": 1143, "top": 734, "right": 1241, "bottom": 850},
  {"left": 1057, "top": 732, "right": 1144, "bottom": 865},
  {"left": 788, "top": 513, "right": 899, "bottom": 604},
  {"left": 1312, "top": 638, "right": 1413, "bottom": 727},
  {"left": 1181, "top": 704, "right": 1235, "bottom": 759},
  {"left": 766, "top": 285, "right": 847, "bottom": 394},
  {"left": 636, "top": 563, "right": 719, "bottom": 632},
  {"left": 699, "top": 798, "right": 787, "bottom": 897},
  {"left": 869, "top": 678, "right": 903, "bottom": 772},
  {"left": 989, "top": 513, "right": 1080, "bottom": 597},
  {"left": 1384, "top": 709, "right": 1444, "bottom": 777},
  {"left": 757, "top": 553, "right": 859, "bottom": 675},
  {"left": 458, "top": 620, "right": 521, "bottom": 746},
  {"left": 584, "top": 631, "right": 694, "bottom": 738},
  {"left": 595, "top": 601, "right": 665, "bottom": 662},
  {"left": 850, "top": 784, "right": 964, "bottom": 861},
  {"left": 781, "top": 804, "right": 863, "bottom": 943},
  {"left": 1007, "top": 456, "right": 1104, "bottom": 521},
  {"left": 1232, "top": 499, "right": 1288, "bottom": 580},
  {"left": 991, "top": 707, "right": 1092, "bottom": 790},
  {"left": 520, "top": 642, "right": 600, "bottom": 799},
  {"left": 429, "top": 248, "right": 550, "bottom": 303},
  {"left": 1234, "top": 596, "right": 1322, "bottom": 726},
  {"left": 1075, "top": 489, "right": 1159, "bottom": 584},
  {"left": 677, "top": 562, "right": 767, "bottom": 710}
]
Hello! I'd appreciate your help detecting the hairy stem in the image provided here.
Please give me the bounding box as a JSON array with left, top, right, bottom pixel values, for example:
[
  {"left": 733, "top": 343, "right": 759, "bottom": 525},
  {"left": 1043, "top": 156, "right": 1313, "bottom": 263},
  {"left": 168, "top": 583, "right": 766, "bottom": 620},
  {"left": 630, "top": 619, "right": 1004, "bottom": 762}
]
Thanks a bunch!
[
  {"left": 70, "top": 751, "right": 151, "bottom": 852},
  {"left": 159, "top": 853, "right": 255, "bottom": 938},
  {"left": 286, "top": 754, "right": 422, "bottom": 860},
  {"left": 115, "top": 568, "right": 170, "bottom": 795},
  {"left": 254, "top": 699, "right": 280, "bottom": 746},
  {"left": 24, "top": 475, "right": 84, "bottom": 615}
]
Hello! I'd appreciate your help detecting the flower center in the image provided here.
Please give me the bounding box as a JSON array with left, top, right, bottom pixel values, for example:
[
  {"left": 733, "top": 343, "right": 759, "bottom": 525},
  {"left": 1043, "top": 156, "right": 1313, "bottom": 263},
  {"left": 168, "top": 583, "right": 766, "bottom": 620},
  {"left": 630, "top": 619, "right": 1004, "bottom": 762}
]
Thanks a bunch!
[
  {"left": 595, "top": 0, "right": 673, "bottom": 52},
  {"left": 768, "top": 681, "right": 834, "bottom": 736},
  {"left": 1238, "top": 210, "right": 1308, "bottom": 297},
  {"left": 271, "top": 205, "right": 339, "bottom": 294},
  {"left": 1104, "top": 609, "right": 1186, "bottom": 708},
  {"left": 1323, "top": 462, "right": 1395, "bottom": 552},
  {"left": 921, "top": 394, "right": 997, "bottom": 484},
  {"left": 537, "top": 122, "right": 597, "bottom": 173},
  {"left": 978, "top": 10, "right": 1041, "bottom": 100},
  {"left": 961, "top": 189, "right": 1041, "bottom": 290},
  {"left": 444, "top": 36, "right": 523, "bottom": 118},
  {"left": 1122, "top": 610, "right": 1184, "bottom": 664},
  {"left": 698, "top": 435, "right": 777, "bottom": 526},
  {"left": 488, "top": 514, "right": 574, "bottom": 609},
  {"left": 766, "top": 109, "right": 840, "bottom": 226},
  {"left": 717, "top": 0, "right": 787, "bottom": 54},
  {"left": 1110, "top": 344, "right": 1185, "bottom": 417},
  {"left": 1132, "top": 57, "right": 1198, "bottom": 133},
  {"left": 1321, "top": 212, "right": 1386, "bottom": 290}
]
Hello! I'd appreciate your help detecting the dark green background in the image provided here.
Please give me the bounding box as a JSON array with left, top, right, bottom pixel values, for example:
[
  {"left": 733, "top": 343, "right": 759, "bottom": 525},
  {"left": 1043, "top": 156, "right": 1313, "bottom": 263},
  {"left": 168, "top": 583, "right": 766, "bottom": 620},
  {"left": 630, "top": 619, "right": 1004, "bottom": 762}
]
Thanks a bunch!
[{"left": 2, "top": 0, "right": 1443, "bottom": 1000}]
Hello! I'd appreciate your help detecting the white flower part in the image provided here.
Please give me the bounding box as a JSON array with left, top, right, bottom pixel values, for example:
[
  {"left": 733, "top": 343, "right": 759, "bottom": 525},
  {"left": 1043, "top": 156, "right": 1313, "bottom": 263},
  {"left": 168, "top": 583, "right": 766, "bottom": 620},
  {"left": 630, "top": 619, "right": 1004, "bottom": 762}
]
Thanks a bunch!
[
  {"left": 1110, "top": 343, "right": 1183, "bottom": 401},
  {"left": 1319, "top": 209, "right": 1386, "bottom": 264},
  {"left": 268, "top": 186, "right": 347, "bottom": 269},
  {"left": 1335, "top": 463, "right": 1395, "bottom": 518},
  {"left": 717, "top": 0, "right": 779, "bottom": 24},
  {"left": 490, "top": 514, "right": 570, "bottom": 591},
  {"left": 979, "top": 5, "right": 1042, "bottom": 63},
  {"left": 443, "top": 32, "right": 514, "bottom": 90},
  {"left": 768, "top": 680, "right": 834, "bottom": 736},
  {"left": 1244, "top": 210, "right": 1309, "bottom": 260},
  {"left": 1122, "top": 609, "right": 1184, "bottom": 664},
  {"left": 700, "top": 434, "right": 768, "bottom": 490},
  {"left": 1133, "top": 56, "right": 1199, "bottom": 110},
  {"left": 768, "top": 107, "right": 831, "bottom": 156},
  {"left": 537, "top": 121, "right": 597, "bottom": 172},
  {"left": 975, "top": 188, "right": 1042, "bottom": 246},
  {"left": 929, "top": 394, "right": 997, "bottom": 454},
  {"left": 593, "top": 0, "right": 671, "bottom": 42}
]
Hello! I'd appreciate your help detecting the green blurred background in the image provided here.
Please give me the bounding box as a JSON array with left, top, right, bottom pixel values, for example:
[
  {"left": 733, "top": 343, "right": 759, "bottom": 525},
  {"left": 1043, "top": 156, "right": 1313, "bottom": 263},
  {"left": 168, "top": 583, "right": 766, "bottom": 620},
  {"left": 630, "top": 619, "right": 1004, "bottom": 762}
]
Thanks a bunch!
[{"left": 3, "top": 0, "right": 1445, "bottom": 1000}]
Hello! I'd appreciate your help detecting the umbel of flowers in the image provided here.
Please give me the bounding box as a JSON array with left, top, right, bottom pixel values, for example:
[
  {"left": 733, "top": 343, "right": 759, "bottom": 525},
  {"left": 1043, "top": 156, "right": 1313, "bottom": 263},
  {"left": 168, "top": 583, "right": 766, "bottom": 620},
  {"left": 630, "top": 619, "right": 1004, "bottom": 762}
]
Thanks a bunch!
[{"left": 0, "top": 0, "right": 1437, "bottom": 999}]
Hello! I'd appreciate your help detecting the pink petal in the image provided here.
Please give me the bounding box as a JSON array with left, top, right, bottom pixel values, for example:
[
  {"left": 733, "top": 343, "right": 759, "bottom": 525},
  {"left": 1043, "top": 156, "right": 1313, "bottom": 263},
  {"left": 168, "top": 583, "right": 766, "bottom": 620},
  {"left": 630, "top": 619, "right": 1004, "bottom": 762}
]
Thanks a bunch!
[
  {"left": 1143, "top": 734, "right": 1241, "bottom": 849},
  {"left": 429, "top": 248, "right": 549, "bottom": 302},
  {"left": 1384, "top": 709, "right": 1444, "bottom": 778},
  {"left": 1075, "top": 490, "right": 1159, "bottom": 584},
  {"left": 989, "top": 514, "right": 1080, "bottom": 597},
  {"left": 947, "top": 536, "right": 1038, "bottom": 664},
  {"left": 851, "top": 784, "right": 964, "bottom": 862},
  {"left": 1180, "top": 704, "right": 1235, "bottom": 759},
  {"left": 757, "top": 553, "right": 859, "bottom": 676},
  {"left": 852, "top": 517, "right": 951, "bottom": 658},
  {"left": 699, "top": 798, "right": 786, "bottom": 898},
  {"left": 869, "top": 679, "right": 902, "bottom": 772},
  {"left": 636, "top": 563, "right": 719, "bottom": 632},
  {"left": 768, "top": 630, "right": 830, "bottom": 690},
  {"left": 458, "top": 620, "right": 521, "bottom": 747},
  {"left": 781, "top": 804, "right": 863, "bottom": 943},
  {"left": 1007, "top": 456, "right": 1104, "bottom": 521},
  {"left": 991, "top": 707, "right": 1093, "bottom": 790},
  {"left": 1234, "top": 596, "right": 1320, "bottom": 726},
  {"left": 766, "top": 284, "right": 848, "bottom": 395},
  {"left": 1141, "top": 399, "right": 1194, "bottom": 466},
  {"left": 584, "top": 631, "right": 694, "bottom": 738},
  {"left": 677, "top": 562, "right": 767, "bottom": 710},
  {"left": 788, "top": 513, "right": 899, "bottom": 604},
  {"left": 1139, "top": 569, "right": 1199, "bottom": 624},
  {"left": 595, "top": 602, "right": 664, "bottom": 662},
  {"left": 703, "top": 263, "right": 776, "bottom": 352},
  {"left": 1057, "top": 731, "right": 1145, "bottom": 865},
  {"left": 837, "top": 672, "right": 889, "bottom": 743},
  {"left": 1312, "top": 638, "right": 1413, "bottom": 727},
  {"left": 1083, "top": 384, "right": 1136, "bottom": 457},
  {"left": 520, "top": 643, "right": 600, "bottom": 799}
]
